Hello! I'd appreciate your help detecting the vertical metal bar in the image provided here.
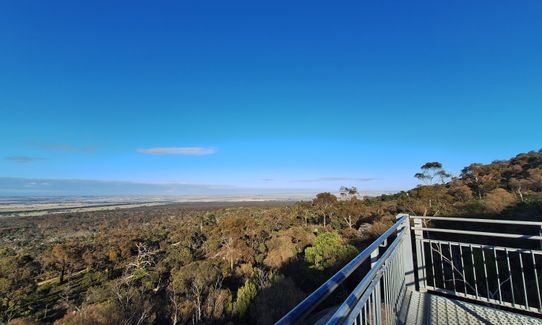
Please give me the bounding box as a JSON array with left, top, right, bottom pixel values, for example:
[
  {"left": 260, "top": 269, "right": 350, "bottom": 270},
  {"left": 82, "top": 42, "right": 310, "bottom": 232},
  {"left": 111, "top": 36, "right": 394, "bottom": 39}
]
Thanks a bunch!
[
  {"left": 394, "top": 243, "right": 399, "bottom": 306},
  {"left": 391, "top": 256, "right": 395, "bottom": 324},
  {"left": 394, "top": 264, "right": 398, "bottom": 325},
  {"left": 398, "top": 242, "right": 403, "bottom": 310},
  {"left": 368, "top": 293, "right": 372, "bottom": 325},
  {"left": 493, "top": 248, "right": 502, "bottom": 304},
  {"left": 460, "top": 244, "right": 467, "bottom": 295},
  {"left": 369, "top": 290, "right": 373, "bottom": 325},
  {"left": 519, "top": 252, "right": 529, "bottom": 309},
  {"left": 428, "top": 240, "right": 436, "bottom": 288},
  {"left": 358, "top": 311, "right": 361, "bottom": 325},
  {"left": 383, "top": 269, "right": 391, "bottom": 324},
  {"left": 531, "top": 251, "right": 541, "bottom": 311},
  {"left": 383, "top": 268, "right": 389, "bottom": 325},
  {"left": 399, "top": 241, "right": 404, "bottom": 307},
  {"left": 371, "top": 291, "right": 376, "bottom": 325},
  {"left": 370, "top": 247, "right": 381, "bottom": 325},
  {"left": 439, "top": 243, "right": 446, "bottom": 290},
  {"left": 391, "top": 266, "right": 395, "bottom": 324},
  {"left": 449, "top": 242, "right": 456, "bottom": 293},
  {"left": 398, "top": 214, "right": 416, "bottom": 294},
  {"left": 354, "top": 311, "right": 358, "bottom": 325},
  {"left": 413, "top": 217, "right": 426, "bottom": 292},
  {"left": 394, "top": 254, "right": 398, "bottom": 318},
  {"left": 391, "top": 265, "right": 395, "bottom": 324},
  {"left": 376, "top": 280, "right": 382, "bottom": 324},
  {"left": 505, "top": 248, "right": 515, "bottom": 306},
  {"left": 482, "top": 248, "right": 490, "bottom": 301},
  {"left": 470, "top": 244, "right": 479, "bottom": 299}
]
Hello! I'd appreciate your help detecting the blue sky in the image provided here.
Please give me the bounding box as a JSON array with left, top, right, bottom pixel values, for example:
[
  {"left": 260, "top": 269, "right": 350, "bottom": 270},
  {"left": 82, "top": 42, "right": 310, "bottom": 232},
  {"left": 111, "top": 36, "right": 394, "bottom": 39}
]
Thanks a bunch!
[{"left": 1, "top": 1, "right": 541, "bottom": 195}]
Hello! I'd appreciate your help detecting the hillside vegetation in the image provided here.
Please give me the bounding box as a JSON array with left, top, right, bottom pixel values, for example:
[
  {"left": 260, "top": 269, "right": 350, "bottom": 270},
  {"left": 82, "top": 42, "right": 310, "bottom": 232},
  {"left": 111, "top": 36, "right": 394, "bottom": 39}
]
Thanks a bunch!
[{"left": 1, "top": 150, "right": 541, "bottom": 325}]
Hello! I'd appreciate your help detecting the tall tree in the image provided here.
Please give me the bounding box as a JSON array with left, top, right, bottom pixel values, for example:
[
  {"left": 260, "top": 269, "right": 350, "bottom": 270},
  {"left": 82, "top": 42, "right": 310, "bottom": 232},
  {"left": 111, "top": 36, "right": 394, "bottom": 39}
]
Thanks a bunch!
[
  {"left": 312, "top": 192, "right": 338, "bottom": 227},
  {"left": 339, "top": 186, "right": 359, "bottom": 200},
  {"left": 169, "top": 261, "right": 223, "bottom": 323},
  {"left": 461, "top": 163, "right": 499, "bottom": 199},
  {"left": 415, "top": 162, "right": 451, "bottom": 185}
]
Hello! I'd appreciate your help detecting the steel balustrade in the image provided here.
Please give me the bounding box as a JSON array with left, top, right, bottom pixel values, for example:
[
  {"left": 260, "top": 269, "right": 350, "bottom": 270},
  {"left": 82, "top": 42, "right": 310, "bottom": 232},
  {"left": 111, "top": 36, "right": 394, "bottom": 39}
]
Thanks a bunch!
[
  {"left": 326, "top": 216, "right": 410, "bottom": 324},
  {"left": 278, "top": 214, "right": 542, "bottom": 325},
  {"left": 411, "top": 215, "right": 542, "bottom": 315},
  {"left": 276, "top": 215, "right": 410, "bottom": 325}
]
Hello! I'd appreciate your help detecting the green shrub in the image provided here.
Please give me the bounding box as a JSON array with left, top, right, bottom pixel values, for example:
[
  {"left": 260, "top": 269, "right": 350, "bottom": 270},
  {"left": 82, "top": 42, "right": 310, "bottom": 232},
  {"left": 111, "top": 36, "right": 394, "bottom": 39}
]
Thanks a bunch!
[{"left": 304, "top": 232, "right": 357, "bottom": 271}]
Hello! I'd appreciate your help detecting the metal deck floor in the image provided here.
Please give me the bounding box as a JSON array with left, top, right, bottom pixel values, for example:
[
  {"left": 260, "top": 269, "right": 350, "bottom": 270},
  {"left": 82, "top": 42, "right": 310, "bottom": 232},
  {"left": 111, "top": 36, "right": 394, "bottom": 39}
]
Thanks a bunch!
[{"left": 400, "top": 290, "right": 542, "bottom": 325}]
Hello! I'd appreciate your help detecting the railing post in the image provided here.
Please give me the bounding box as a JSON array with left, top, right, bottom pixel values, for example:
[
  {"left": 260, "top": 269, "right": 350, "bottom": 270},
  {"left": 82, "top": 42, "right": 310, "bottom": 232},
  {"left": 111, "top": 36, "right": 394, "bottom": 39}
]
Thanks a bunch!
[
  {"left": 397, "top": 214, "right": 416, "bottom": 292},
  {"left": 413, "top": 217, "right": 427, "bottom": 292}
]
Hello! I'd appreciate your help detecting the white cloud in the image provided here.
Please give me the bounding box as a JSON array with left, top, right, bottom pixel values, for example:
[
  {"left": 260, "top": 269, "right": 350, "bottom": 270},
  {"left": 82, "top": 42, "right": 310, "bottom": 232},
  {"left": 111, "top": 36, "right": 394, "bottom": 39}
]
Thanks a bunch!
[
  {"left": 28, "top": 143, "right": 96, "bottom": 153},
  {"left": 4, "top": 156, "right": 46, "bottom": 163},
  {"left": 137, "top": 147, "right": 216, "bottom": 156}
]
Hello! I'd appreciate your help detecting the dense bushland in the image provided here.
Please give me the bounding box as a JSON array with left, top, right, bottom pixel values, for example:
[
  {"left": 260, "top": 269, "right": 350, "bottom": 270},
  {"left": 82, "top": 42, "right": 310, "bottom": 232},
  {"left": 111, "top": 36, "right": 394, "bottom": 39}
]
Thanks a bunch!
[{"left": 1, "top": 150, "right": 541, "bottom": 324}]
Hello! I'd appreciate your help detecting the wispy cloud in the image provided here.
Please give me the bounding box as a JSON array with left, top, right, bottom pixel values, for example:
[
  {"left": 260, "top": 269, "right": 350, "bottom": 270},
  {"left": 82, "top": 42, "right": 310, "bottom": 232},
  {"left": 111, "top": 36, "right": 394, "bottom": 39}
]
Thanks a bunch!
[
  {"left": 137, "top": 147, "right": 216, "bottom": 156},
  {"left": 0, "top": 177, "right": 314, "bottom": 196},
  {"left": 28, "top": 143, "right": 96, "bottom": 153},
  {"left": 4, "top": 156, "right": 46, "bottom": 163},
  {"left": 291, "top": 177, "right": 379, "bottom": 183}
]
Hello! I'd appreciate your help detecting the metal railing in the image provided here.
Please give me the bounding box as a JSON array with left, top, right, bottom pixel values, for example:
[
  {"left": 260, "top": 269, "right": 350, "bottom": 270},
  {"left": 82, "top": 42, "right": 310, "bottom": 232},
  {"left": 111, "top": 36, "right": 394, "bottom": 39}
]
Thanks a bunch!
[
  {"left": 276, "top": 214, "right": 413, "bottom": 325},
  {"left": 278, "top": 214, "right": 542, "bottom": 324},
  {"left": 412, "top": 215, "right": 542, "bottom": 315},
  {"left": 326, "top": 215, "right": 410, "bottom": 324}
]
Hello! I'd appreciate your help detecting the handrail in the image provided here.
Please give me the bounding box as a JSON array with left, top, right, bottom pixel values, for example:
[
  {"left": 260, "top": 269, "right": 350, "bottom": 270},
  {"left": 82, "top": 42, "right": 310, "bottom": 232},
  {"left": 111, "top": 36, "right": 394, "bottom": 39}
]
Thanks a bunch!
[
  {"left": 413, "top": 227, "right": 542, "bottom": 240},
  {"left": 275, "top": 215, "right": 408, "bottom": 325},
  {"left": 411, "top": 216, "right": 542, "bottom": 226},
  {"left": 327, "top": 225, "right": 407, "bottom": 324},
  {"left": 420, "top": 238, "right": 542, "bottom": 254}
]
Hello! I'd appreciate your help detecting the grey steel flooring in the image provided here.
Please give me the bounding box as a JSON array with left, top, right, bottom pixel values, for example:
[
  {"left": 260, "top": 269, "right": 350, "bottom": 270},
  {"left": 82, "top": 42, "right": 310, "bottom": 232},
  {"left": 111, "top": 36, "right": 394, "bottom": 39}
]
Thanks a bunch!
[{"left": 400, "top": 290, "right": 542, "bottom": 325}]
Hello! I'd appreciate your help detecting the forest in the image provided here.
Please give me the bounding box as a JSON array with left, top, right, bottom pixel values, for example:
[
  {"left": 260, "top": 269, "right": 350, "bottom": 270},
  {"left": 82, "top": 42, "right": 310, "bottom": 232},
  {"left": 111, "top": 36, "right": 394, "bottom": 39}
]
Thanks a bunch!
[{"left": 1, "top": 150, "right": 542, "bottom": 325}]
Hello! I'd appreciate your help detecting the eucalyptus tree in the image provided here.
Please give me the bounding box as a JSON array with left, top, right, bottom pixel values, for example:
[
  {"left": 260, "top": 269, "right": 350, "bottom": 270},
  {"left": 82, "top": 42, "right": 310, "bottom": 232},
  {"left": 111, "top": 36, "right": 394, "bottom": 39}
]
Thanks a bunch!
[
  {"left": 414, "top": 162, "right": 451, "bottom": 185},
  {"left": 312, "top": 192, "right": 338, "bottom": 227}
]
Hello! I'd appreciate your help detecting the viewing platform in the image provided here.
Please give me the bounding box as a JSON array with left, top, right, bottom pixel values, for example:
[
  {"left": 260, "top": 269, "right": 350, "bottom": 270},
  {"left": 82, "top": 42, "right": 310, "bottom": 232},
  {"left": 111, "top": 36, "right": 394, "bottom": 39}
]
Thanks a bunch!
[{"left": 277, "top": 215, "right": 542, "bottom": 325}]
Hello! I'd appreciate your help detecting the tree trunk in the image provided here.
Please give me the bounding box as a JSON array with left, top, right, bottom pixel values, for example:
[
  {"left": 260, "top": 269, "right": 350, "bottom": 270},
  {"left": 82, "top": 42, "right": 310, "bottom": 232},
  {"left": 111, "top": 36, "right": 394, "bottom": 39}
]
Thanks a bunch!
[
  {"left": 517, "top": 186, "right": 524, "bottom": 202},
  {"left": 171, "top": 296, "right": 179, "bottom": 325},
  {"left": 195, "top": 293, "right": 202, "bottom": 323},
  {"left": 343, "top": 215, "right": 353, "bottom": 228},
  {"left": 60, "top": 265, "right": 65, "bottom": 284}
]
